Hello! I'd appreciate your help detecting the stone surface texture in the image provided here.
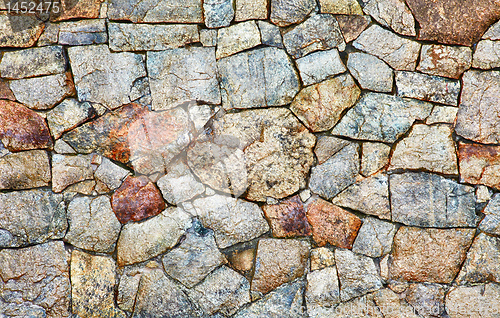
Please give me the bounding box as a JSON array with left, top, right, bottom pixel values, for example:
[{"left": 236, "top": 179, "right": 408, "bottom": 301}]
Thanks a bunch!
[{"left": 457, "top": 142, "right": 500, "bottom": 190}]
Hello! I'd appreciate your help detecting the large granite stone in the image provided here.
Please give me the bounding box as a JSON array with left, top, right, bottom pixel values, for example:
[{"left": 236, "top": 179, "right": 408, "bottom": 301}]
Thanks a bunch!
[
  {"left": 306, "top": 266, "right": 341, "bottom": 316},
  {"left": 352, "top": 217, "right": 397, "bottom": 258},
  {"left": 457, "top": 233, "right": 500, "bottom": 284},
  {"left": 363, "top": 0, "right": 416, "bottom": 36},
  {"left": 0, "top": 150, "right": 51, "bottom": 190},
  {"left": 108, "top": 0, "right": 203, "bottom": 23},
  {"left": 235, "top": 0, "right": 269, "bottom": 21},
  {"left": 204, "top": 0, "right": 235, "bottom": 28},
  {"left": 0, "top": 12, "right": 44, "bottom": 47},
  {"left": 347, "top": 52, "right": 393, "bottom": 93},
  {"left": 0, "top": 45, "right": 65, "bottom": 79},
  {"left": 457, "top": 142, "right": 500, "bottom": 190},
  {"left": 314, "top": 136, "right": 351, "bottom": 165},
  {"left": 216, "top": 21, "right": 261, "bottom": 59},
  {"left": 396, "top": 71, "right": 461, "bottom": 106},
  {"left": 405, "top": 283, "right": 446, "bottom": 318},
  {"left": 417, "top": 44, "right": 472, "bottom": 79},
  {"left": 295, "top": 49, "right": 346, "bottom": 86},
  {"left": 51, "top": 154, "right": 94, "bottom": 193},
  {"left": 270, "top": 0, "right": 316, "bottom": 27}
]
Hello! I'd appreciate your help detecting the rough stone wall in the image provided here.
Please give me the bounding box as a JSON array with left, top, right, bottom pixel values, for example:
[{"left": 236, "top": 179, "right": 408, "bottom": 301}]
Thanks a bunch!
[{"left": 1, "top": 0, "right": 500, "bottom": 317}]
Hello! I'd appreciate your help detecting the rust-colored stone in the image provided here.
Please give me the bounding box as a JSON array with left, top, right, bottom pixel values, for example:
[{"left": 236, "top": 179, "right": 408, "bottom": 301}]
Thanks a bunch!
[
  {"left": 0, "top": 100, "right": 52, "bottom": 151},
  {"left": 111, "top": 175, "right": 166, "bottom": 224},
  {"left": 0, "top": 79, "right": 15, "bottom": 101},
  {"left": 458, "top": 142, "right": 500, "bottom": 191},
  {"left": 306, "top": 198, "right": 362, "bottom": 249},
  {"left": 335, "top": 14, "right": 371, "bottom": 43},
  {"left": 405, "top": 0, "right": 500, "bottom": 46},
  {"left": 262, "top": 195, "right": 311, "bottom": 238},
  {"left": 51, "top": 0, "right": 102, "bottom": 22}
]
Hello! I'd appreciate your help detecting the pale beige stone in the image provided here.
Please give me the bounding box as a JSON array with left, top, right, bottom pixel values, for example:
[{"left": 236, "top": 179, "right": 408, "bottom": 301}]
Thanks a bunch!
[
  {"left": 418, "top": 44, "right": 472, "bottom": 79},
  {"left": 361, "top": 142, "right": 391, "bottom": 176},
  {"left": 446, "top": 284, "right": 500, "bottom": 318}
]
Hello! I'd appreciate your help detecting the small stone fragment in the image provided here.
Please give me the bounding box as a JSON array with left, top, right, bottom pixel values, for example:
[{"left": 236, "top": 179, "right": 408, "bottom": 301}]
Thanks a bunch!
[
  {"left": 216, "top": 21, "right": 261, "bottom": 59},
  {"left": 0, "top": 150, "right": 51, "bottom": 190},
  {"left": 480, "top": 194, "right": 500, "bottom": 235},
  {"left": 335, "top": 249, "right": 383, "bottom": 302},
  {"left": 446, "top": 284, "right": 500, "bottom": 318},
  {"left": 405, "top": 283, "right": 446, "bottom": 318},
  {"left": 235, "top": 0, "right": 269, "bottom": 21},
  {"left": 417, "top": 44, "right": 472, "bottom": 79},
  {"left": 363, "top": 0, "right": 416, "bottom": 36},
  {"left": 457, "top": 142, "right": 500, "bottom": 190},
  {"left": 116, "top": 207, "right": 191, "bottom": 266},
  {"left": 389, "top": 227, "right": 475, "bottom": 283},
  {"left": 270, "top": 0, "right": 316, "bottom": 27},
  {"left": 336, "top": 14, "right": 371, "bottom": 43},
  {"left": 314, "top": 136, "right": 351, "bottom": 165},
  {"left": 477, "top": 185, "right": 493, "bottom": 203},
  {"left": 457, "top": 233, "right": 500, "bottom": 284},
  {"left": 0, "top": 79, "right": 14, "bottom": 100},
  {"left": 0, "top": 12, "right": 45, "bottom": 48},
  {"left": 361, "top": 142, "right": 391, "bottom": 176},
  {"left": 306, "top": 266, "right": 341, "bottom": 316},
  {"left": 373, "top": 289, "right": 420, "bottom": 318},
  {"left": 306, "top": 198, "right": 362, "bottom": 248},
  {"left": 472, "top": 40, "right": 500, "bottom": 69},
  {"left": 47, "top": 98, "right": 97, "bottom": 139},
  {"left": 353, "top": 25, "right": 421, "bottom": 70},
  {"left": 426, "top": 105, "right": 459, "bottom": 124},
  {"left": 295, "top": 49, "right": 346, "bottom": 86},
  {"left": 483, "top": 20, "right": 500, "bottom": 40},
  {"left": 157, "top": 160, "right": 205, "bottom": 205},
  {"left": 0, "top": 45, "right": 66, "bottom": 79},
  {"left": 257, "top": 20, "right": 283, "bottom": 48},
  {"left": 310, "top": 247, "right": 335, "bottom": 271},
  {"left": 52, "top": 154, "right": 94, "bottom": 193},
  {"left": 347, "top": 52, "right": 394, "bottom": 93},
  {"left": 389, "top": 124, "right": 458, "bottom": 175},
  {"left": 108, "top": 0, "right": 203, "bottom": 23},
  {"left": 93, "top": 158, "right": 130, "bottom": 192},
  {"left": 109, "top": 23, "right": 200, "bottom": 51},
  {"left": 200, "top": 28, "right": 217, "bottom": 46},
  {"left": 352, "top": 217, "right": 396, "bottom": 258},
  {"left": 54, "top": 139, "right": 76, "bottom": 154},
  {"left": 58, "top": 19, "right": 107, "bottom": 45},
  {"left": 111, "top": 175, "right": 165, "bottom": 224},
  {"left": 262, "top": 195, "right": 312, "bottom": 238},
  {"left": 283, "top": 14, "right": 346, "bottom": 58},
  {"left": 251, "top": 238, "right": 309, "bottom": 294},
  {"left": 309, "top": 142, "right": 360, "bottom": 200},
  {"left": 396, "top": 71, "right": 460, "bottom": 106},
  {"left": 390, "top": 172, "right": 477, "bottom": 228},
  {"left": 319, "top": 0, "right": 363, "bottom": 14},
  {"left": 204, "top": 0, "right": 235, "bottom": 28},
  {"left": 51, "top": 0, "right": 102, "bottom": 21}
]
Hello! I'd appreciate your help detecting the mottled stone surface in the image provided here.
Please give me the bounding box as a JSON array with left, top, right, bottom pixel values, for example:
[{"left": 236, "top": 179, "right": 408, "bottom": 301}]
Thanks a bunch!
[
  {"left": 347, "top": 52, "right": 393, "bottom": 93},
  {"left": 51, "top": 0, "right": 102, "bottom": 21},
  {"left": 0, "top": 150, "right": 51, "bottom": 190},
  {"left": 472, "top": 40, "right": 500, "bottom": 69},
  {"left": 314, "top": 136, "right": 350, "bottom": 165},
  {"left": 262, "top": 195, "right": 312, "bottom": 238},
  {"left": 331, "top": 293, "right": 384, "bottom": 317},
  {"left": 332, "top": 172, "right": 391, "bottom": 220},
  {"left": 216, "top": 21, "right": 261, "bottom": 59},
  {"left": 306, "top": 266, "right": 341, "bottom": 316},
  {"left": 0, "top": 45, "right": 65, "bottom": 79},
  {"left": 389, "top": 124, "right": 458, "bottom": 175},
  {"left": 336, "top": 14, "right": 371, "bottom": 43},
  {"left": 390, "top": 227, "right": 475, "bottom": 283},
  {"left": 483, "top": 20, "right": 500, "bottom": 40},
  {"left": 364, "top": 0, "right": 415, "bottom": 36},
  {"left": 200, "top": 28, "right": 217, "bottom": 46},
  {"left": 270, "top": 0, "right": 316, "bottom": 27},
  {"left": 457, "top": 142, "right": 500, "bottom": 190},
  {"left": 353, "top": 25, "right": 421, "bottom": 70},
  {"left": 68, "top": 45, "right": 147, "bottom": 109},
  {"left": 480, "top": 194, "right": 500, "bottom": 235},
  {"left": 283, "top": 14, "right": 346, "bottom": 58},
  {"left": 192, "top": 195, "right": 269, "bottom": 248},
  {"left": 258, "top": 20, "right": 284, "bottom": 48},
  {"left": 446, "top": 284, "right": 500, "bottom": 318},
  {"left": 418, "top": 44, "right": 472, "bottom": 79},
  {"left": 218, "top": 47, "right": 299, "bottom": 109},
  {"left": 290, "top": 74, "right": 360, "bottom": 132},
  {"left": 204, "top": 0, "right": 235, "bottom": 28},
  {"left": 109, "top": 23, "right": 199, "bottom": 51},
  {"left": 332, "top": 92, "right": 432, "bottom": 143},
  {"left": 94, "top": 158, "right": 130, "bottom": 192},
  {"left": 0, "top": 79, "right": 15, "bottom": 100},
  {"left": 148, "top": 47, "right": 220, "bottom": 110},
  {"left": 108, "top": 0, "right": 203, "bottom": 23},
  {"left": 405, "top": 0, "right": 500, "bottom": 46},
  {"left": 352, "top": 217, "right": 397, "bottom": 258},
  {"left": 361, "top": 142, "right": 391, "bottom": 176},
  {"left": 306, "top": 198, "right": 362, "bottom": 248},
  {"left": 390, "top": 172, "right": 477, "bottom": 228},
  {"left": 295, "top": 49, "right": 346, "bottom": 86},
  {"left": 251, "top": 239, "right": 309, "bottom": 294},
  {"left": 405, "top": 283, "right": 446, "bottom": 318},
  {"left": 58, "top": 19, "right": 108, "bottom": 46},
  {"left": 0, "top": 12, "right": 45, "bottom": 48},
  {"left": 320, "top": 0, "right": 363, "bottom": 14},
  {"left": 235, "top": 0, "right": 269, "bottom": 21},
  {"left": 335, "top": 249, "right": 383, "bottom": 302},
  {"left": 455, "top": 70, "right": 500, "bottom": 144},
  {"left": 52, "top": 154, "right": 94, "bottom": 193},
  {"left": 157, "top": 160, "right": 205, "bottom": 205},
  {"left": 47, "top": 98, "right": 97, "bottom": 139},
  {"left": 71, "top": 250, "right": 125, "bottom": 318},
  {"left": 426, "top": 105, "right": 459, "bottom": 124},
  {"left": 457, "top": 233, "right": 500, "bottom": 284},
  {"left": 396, "top": 71, "right": 460, "bottom": 106},
  {"left": 310, "top": 247, "right": 335, "bottom": 271},
  {"left": 0, "top": 241, "right": 70, "bottom": 317},
  {"left": 309, "top": 142, "right": 360, "bottom": 200},
  {"left": 373, "top": 288, "right": 421, "bottom": 318},
  {"left": 116, "top": 207, "right": 191, "bottom": 266}
]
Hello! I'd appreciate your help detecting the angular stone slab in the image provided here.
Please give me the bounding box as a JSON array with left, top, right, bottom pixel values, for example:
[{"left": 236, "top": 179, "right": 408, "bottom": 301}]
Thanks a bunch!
[
  {"left": 446, "top": 284, "right": 500, "bottom": 318},
  {"left": 262, "top": 195, "right": 312, "bottom": 238},
  {"left": 336, "top": 14, "right": 371, "bottom": 43},
  {"left": 0, "top": 12, "right": 45, "bottom": 48},
  {"left": 270, "top": 0, "right": 316, "bottom": 27},
  {"left": 47, "top": 98, "right": 97, "bottom": 139},
  {"left": 216, "top": 21, "right": 261, "bottom": 59},
  {"left": 0, "top": 45, "right": 65, "bottom": 79},
  {"left": 235, "top": 0, "right": 268, "bottom": 21},
  {"left": 417, "top": 44, "right": 472, "bottom": 79},
  {"left": 0, "top": 150, "right": 51, "bottom": 190},
  {"left": 108, "top": 0, "right": 203, "bottom": 23},
  {"left": 458, "top": 142, "right": 500, "bottom": 191},
  {"left": 396, "top": 71, "right": 460, "bottom": 106},
  {"left": 472, "top": 40, "right": 500, "bottom": 69},
  {"left": 295, "top": 49, "right": 346, "bottom": 86},
  {"left": 347, "top": 52, "right": 393, "bottom": 93},
  {"left": 363, "top": 0, "right": 416, "bottom": 36},
  {"left": 480, "top": 194, "right": 500, "bottom": 235},
  {"left": 352, "top": 217, "right": 397, "bottom": 258},
  {"left": 58, "top": 19, "right": 108, "bottom": 46},
  {"left": 457, "top": 233, "right": 500, "bottom": 284},
  {"left": 204, "top": 0, "right": 235, "bottom": 28}
]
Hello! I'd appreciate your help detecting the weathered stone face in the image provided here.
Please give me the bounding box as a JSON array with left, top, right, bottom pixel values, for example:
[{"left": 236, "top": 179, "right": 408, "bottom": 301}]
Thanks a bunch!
[
  {"left": 216, "top": 21, "right": 261, "bottom": 59},
  {"left": 0, "top": 150, "right": 51, "bottom": 190},
  {"left": 108, "top": 0, "right": 203, "bottom": 23},
  {"left": 0, "top": 12, "right": 45, "bottom": 48},
  {"left": 336, "top": 14, "right": 371, "bottom": 43},
  {"left": 347, "top": 52, "right": 393, "bottom": 93},
  {"left": 457, "top": 142, "right": 500, "bottom": 190},
  {"left": 417, "top": 44, "right": 472, "bottom": 79},
  {"left": 270, "top": 0, "right": 316, "bottom": 27},
  {"left": 363, "top": 0, "right": 416, "bottom": 36},
  {"left": 396, "top": 71, "right": 461, "bottom": 106},
  {"left": 262, "top": 195, "right": 312, "bottom": 238},
  {"left": 295, "top": 49, "right": 346, "bottom": 86},
  {"left": 456, "top": 233, "right": 500, "bottom": 284}
]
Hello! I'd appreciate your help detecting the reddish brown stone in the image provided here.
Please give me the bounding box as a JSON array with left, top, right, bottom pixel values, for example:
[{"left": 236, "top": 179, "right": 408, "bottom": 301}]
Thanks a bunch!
[
  {"left": 0, "top": 100, "right": 52, "bottom": 151},
  {"left": 458, "top": 142, "right": 500, "bottom": 191},
  {"left": 51, "top": 0, "right": 102, "bottom": 22},
  {"left": 306, "top": 198, "right": 362, "bottom": 249},
  {"left": 0, "top": 79, "right": 15, "bottom": 101},
  {"left": 335, "top": 14, "right": 371, "bottom": 43},
  {"left": 262, "top": 195, "right": 311, "bottom": 238},
  {"left": 406, "top": 0, "right": 500, "bottom": 46},
  {"left": 111, "top": 175, "right": 166, "bottom": 224}
]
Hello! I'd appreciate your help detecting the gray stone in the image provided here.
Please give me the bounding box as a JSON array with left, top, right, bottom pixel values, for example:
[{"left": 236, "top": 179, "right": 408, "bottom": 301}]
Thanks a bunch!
[
  {"left": 235, "top": 0, "right": 269, "bottom": 21},
  {"left": 94, "top": 157, "right": 130, "bottom": 192},
  {"left": 363, "top": 0, "right": 416, "bottom": 36},
  {"left": 347, "top": 52, "right": 393, "bottom": 93},
  {"left": 58, "top": 19, "right": 107, "bottom": 45},
  {"left": 283, "top": 14, "right": 346, "bottom": 58},
  {"left": 116, "top": 207, "right": 192, "bottom": 266},
  {"left": 417, "top": 44, "right": 472, "bottom": 79},
  {"left": 147, "top": 47, "right": 220, "bottom": 110},
  {"left": 389, "top": 124, "right": 458, "bottom": 175},
  {"left": 335, "top": 249, "right": 383, "bottom": 302},
  {"left": 332, "top": 172, "right": 391, "bottom": 220},
  {"left": 396, "top": 71, "right": 461, "bottom": 106},
  {"left": 270, "top": 0, "right": 316, "bottom": 27},
  {"left": 457, "top": 233, "right": 500, "bottom": 284},
  {"left": 390, "top": 172, "right": 478, "bottom": 228},
  {"left": 446, "top": 284, "right": 500, "bottom": 318},
  {"left": 330, "top": 293, "right": 383, "bottom": 317},
  {"left": 296, "top": 49, "right": 346, "bottom": 86},
  {"left": 0, "top": 12, "right": 44, "bottom": 48},
  {"left": 0, "top": 150, "right": 51, "bottom": 190},
  {"left": 162, "top": 228, "right": 226, "bottom": 288},
  {"left": 65, "top": 196, "right": 122, "bottom": 253},
  {"left": 192, "top": 194, "right": 269, "bottom": 248},
  {"left": 257, "top": 20, "right": 284, "bottom": 48},
  {"left": 373, "top": 289, "right": 421, "bottom": 318},
  {"left": 353, "top": 25, "right": 421, "bottom": 70},
  {"left": 352, "top": 217, "right": 397, "bottom": 258},
  {"left": 109, "top": 23, "right": 199, "bottom": 51},
  {"left": 426, "top": 106, "right": 459, "bottom": 124},
  {"left": 68, "top": 44, "right": 147, "bottom": 109},
  {"left": 455, "top": 70, "right": 500, "bottom": 144},
  {"left": 204, "top": 0, "right": 235, "bottom": 28},
  {"left": 405, "top": 284, "right": 446, "bottom": 318},
  {"left": 200, "top": 28, "right": 218, "bottom": 46},
  {"left": 319, "top": 0, "right": 363, "bottom": 14},
  {"left": 0, "top": 241, "right": 70, "bottom": 318},
  {"left": 314, "top": 136, "right": 351, "bottom": 165},
  {"left": 37, "top": 22, "right": 60, "bottom": 46},
  {"left": 108, "top": 0, "right": 203, "bottom": 23},
  {"left": 9, "top": 73, "right": 74, "bottom": 110},
  {"left": 52, "top": 154, "right": 94, "bottom": 193},
  {"left": 47, "top": 98, "right": 97, "bottom": 139},
  {"left": 188, "top": 266, "right": 250, "bottom": 316},
  {"left": 483, "top": 20, "right": 500, "bottom": 40},
  {"left": 54, "top": 139, "right": 76, "bottom": 154},
  {"left": 331, "top": 92, "right": 433, "bottom": 143},
  {"left": 218, "top": 47, "right": 300, "bottom": 109},
  {"left": 480, "top": 194, "right": 500, "bottom": 235},
  {"left": 306, "top": 266, "right": 341, "bottom": 316},
  {"left": 361, "top": 142, "right": 391, "bottom": 177},
  {"left": 233, "top": 279, "right": 306, "bottom": 318},
  {"left": 309, "top": 142, "right": 360, "bottom": 200},
  {"left": 0, "top": 45, "right": 66, "bottom": 79},
  {"left": 216, "top": 21, "right": 261, "bottom": 59},
  {"left": 157, "top": 160, "right": 205, "bottom": 205},
  {"left": 472, "top": 40, "right": 500, "bottom": 69}
]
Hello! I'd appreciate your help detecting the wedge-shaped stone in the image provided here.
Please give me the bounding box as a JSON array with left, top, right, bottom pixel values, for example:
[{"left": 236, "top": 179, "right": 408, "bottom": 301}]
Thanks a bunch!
[
  {"left": 396, "top": 71, "right": 461, "bottom": 106},
  {"left": 361, "top": 142, "right": 391, "bottom": 177},
  {"left": 262, "top": 195, "right": 312, "bottom": 238},
  {"left": 258, "top": 20, "right": 284, "bottom": 48},
  {"left": 306, "top": 266, "right": 341, "bottom": 316},
  {"left": 295, "top": 49, "right": 346, "bottom": 86},
  {"left": 336, "top": 14, "right": 371, "bottom": 43},
  {"left": 216, "top": 21, "right": 261, "bottom": 59},
  {"left": 426, "top": 105, "right": 459, "bottom": 124},
  {"left": 314, "top": 136, "right": 351, "bottom": 165},
  {"left": 480, "top": 194, "right": 500, "bottom": 235},
  {"left": 0, "top": 45, "right": 65, "bottom": 79},
  {"left": 270, "top": 0, "right": 316, "bottom": 27},
  {"left": 108, "top": 0, "right": 203, "bottom": 23},
  {"left": 458, "top": 142, "right": 500, "bottom": 190},
  {"left": 457, "top": 233, "right": 500, "bottom": 284},
  {"left": 483, "top": 20, "right": 500, "bottom": 40},
  {"left": 347, "top": 52, "right": 393, "bottom": 93},
  {"left": 417, "top": 44, "right": 472, "bottom": 79},
  {"left": 363, "top": 0, "right": 415, "bottom": 36},
  {"left": 352, "top": 217, "right": 396, "bottom": 258},
  {"left": 0, "top": 150, "right": 51, "bottom": 190},
  {"left": 47, "top": 98, "right": 97, "bottom": 139}
]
